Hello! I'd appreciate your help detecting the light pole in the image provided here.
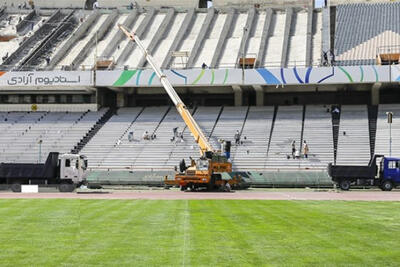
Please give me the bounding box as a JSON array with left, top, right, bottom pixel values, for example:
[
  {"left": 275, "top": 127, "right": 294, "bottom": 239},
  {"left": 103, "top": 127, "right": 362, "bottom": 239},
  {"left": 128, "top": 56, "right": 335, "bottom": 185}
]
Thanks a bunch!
[
  {"left": 38, "top": 139, "right": 42, "bottom": 163},
  {"left": 386, "top": 112, "right": 393, "bottom": 157}
]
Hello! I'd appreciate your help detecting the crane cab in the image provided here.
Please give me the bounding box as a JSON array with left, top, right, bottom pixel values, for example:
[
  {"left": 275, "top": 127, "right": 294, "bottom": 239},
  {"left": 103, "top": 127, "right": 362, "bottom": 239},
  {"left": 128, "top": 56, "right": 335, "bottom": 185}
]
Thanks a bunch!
[{"left": 167, "top": 153, "right": 235, "bottom": 191}]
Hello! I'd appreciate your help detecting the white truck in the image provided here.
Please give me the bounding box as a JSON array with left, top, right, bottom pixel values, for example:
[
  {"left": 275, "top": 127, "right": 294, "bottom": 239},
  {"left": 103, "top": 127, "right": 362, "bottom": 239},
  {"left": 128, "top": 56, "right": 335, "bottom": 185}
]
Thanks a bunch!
[{"left": 0, "top": 152, "right": 88, "bottom": 192}]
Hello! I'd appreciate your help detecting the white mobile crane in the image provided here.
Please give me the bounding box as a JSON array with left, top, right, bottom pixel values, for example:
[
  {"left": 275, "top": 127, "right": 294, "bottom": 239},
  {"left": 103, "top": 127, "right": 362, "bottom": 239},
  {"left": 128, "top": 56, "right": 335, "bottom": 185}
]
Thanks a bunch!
[{"left": 118, "top": 25, "right": 241, "bottom": 190}]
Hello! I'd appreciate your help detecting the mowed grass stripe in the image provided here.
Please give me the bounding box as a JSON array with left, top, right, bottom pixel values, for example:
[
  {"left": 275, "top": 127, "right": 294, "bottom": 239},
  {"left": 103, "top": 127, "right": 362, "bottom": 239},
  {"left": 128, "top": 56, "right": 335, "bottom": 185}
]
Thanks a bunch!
[
  {"left": 0, "top": 199, "right": 80, "bottom": 266},
  {"left": 267, "top": 201, "right": 364, "bottom": 265},
  {"left": 0, "top": 200, "right": 399, "bottom": 266},
  {"left": 306, "top": 201, "right": 400, "bottom": 264},
  {"left": 74, "top": 200, "right": 186, "bottom": 266}
]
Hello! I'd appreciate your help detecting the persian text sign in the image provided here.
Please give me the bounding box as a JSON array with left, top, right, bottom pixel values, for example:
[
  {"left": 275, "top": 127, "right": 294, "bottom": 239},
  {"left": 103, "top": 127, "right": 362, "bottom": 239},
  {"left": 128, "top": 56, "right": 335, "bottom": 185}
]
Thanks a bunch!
[{"left": 0, "top": 71, "right": 93, "bottom": 87}]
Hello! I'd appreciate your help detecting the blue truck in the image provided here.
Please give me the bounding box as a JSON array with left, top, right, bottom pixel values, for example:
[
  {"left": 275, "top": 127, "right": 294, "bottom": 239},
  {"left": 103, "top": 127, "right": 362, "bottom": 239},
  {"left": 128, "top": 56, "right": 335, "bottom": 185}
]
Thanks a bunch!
[{"left": 328, "top": 155, "right": 400, "bottom": 191}]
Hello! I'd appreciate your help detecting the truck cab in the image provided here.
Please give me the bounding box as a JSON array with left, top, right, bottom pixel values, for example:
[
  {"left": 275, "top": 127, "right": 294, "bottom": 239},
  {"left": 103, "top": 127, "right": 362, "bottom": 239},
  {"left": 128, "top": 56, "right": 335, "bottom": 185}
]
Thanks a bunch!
[
  {"left": 381, "top": 157, "right": 400, "bottom": 190},
  {"left": 59, "top": 154, "right": 88, "bottom": 185}
]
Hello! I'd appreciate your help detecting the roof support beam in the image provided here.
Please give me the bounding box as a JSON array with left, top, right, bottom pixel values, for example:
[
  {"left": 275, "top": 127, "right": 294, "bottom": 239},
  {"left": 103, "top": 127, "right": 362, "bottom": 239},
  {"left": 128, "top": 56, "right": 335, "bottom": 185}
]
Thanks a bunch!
[
  {"left": 102, "top": 9, "right": 138, "bottom": 59},
  {"left": 20, "top": 10, "right": 76, "bottom": 70},
  {"left": 72, "top": 10, "right": 119, "bottom": 70},
  {"left": 186, "top": 8, "right": 215, "bottom": 68},
  {"left": 321, "top": 6, "right": 331, "bottom": 64},
  {"left": 47, "top": 11, "right": 100, "bottom": 70},
  {"left": 305, "top": 7, "right": 314, "bottom": 66},
  {"left": 210, "top": 8, "right": 236, "bottom": 68},
  {"left": 236, "top": 7, "right": 256, "bottom": 67},
  {"left": 256, "top": 8, "right": 273, "bottom": 68},
  {"left": 116, "top": 8, "right": 155, "bottom": 67},
  {"left": 161, "top": 8, "right": 195, "bottom": 69},
  {"left": 281, "top": 7, "right": 293, "bottom": 68},
  {"left": 137, "top": 8, "right": 175, "bottom": 68}
]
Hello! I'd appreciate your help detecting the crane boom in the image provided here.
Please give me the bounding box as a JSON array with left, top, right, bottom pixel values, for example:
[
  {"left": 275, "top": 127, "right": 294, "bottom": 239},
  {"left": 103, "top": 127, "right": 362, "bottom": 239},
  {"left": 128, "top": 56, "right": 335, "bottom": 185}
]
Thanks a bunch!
[{"left": 118, "top": 24, "right": 214, "bottom": 155}]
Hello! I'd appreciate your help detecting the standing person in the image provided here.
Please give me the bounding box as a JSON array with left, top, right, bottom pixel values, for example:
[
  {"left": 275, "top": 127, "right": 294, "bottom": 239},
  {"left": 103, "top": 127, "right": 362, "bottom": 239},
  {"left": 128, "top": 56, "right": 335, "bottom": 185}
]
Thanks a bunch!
[
  {"left": 303, "top": 140, "right": 309, "bottom": 159},
  {"left": 128, "top": 131, "right": 134, "bottom": 142},
  {"left": 225, "top": 180, "right": 231, "bottom": 192},
  {"left": 142, "top": 131, "right": 149, "bottom": 140},
  {"left": 234, "top": 130, "right": 240, "bottom": 145},
  {"left": 2, "top": 52, "right": 8, "bottom": 62},
  {"left": 93, "top": 0, "right": 99, "bottom": 9},
  {"left": 171, "top": 127, "right": 178, "bottom": 142},
  {"left": 295, "top": 149, "right": 300, "bottom": 159},
  {"left": 332, "top": 106, "right": 340, "bottom": 114},
  {"left": 291, "top": 140, "right": 296, "bottom": 159},
  {"left": 329, "top": 49, "right": 336, "bottom": 66},
  {"left": 322, "top": 51, "right": 329, "bottom": 66}
]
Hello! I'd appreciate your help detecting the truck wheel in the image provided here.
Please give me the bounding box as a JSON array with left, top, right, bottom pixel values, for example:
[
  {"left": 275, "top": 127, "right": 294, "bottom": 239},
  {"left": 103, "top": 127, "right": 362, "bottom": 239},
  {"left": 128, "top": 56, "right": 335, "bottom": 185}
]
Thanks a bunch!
[
  {"left": 59, "top": 183, "right": 74, "bottom": 192},
  {"left": 381, "top": 181, "right": 394, "bottom": 191},
  {"left": 339, "top": 180, "right": 351, "bottom": 191},
  {"left": 10, "top": 183, "right": 21, "bottom": 193}
]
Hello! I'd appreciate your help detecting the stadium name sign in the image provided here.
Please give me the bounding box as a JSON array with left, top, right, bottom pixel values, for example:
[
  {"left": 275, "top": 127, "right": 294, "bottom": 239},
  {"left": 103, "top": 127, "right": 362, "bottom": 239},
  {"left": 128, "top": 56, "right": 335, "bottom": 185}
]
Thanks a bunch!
[
  {"left": 0, "top": 71, "right": 93, "bottom": 87},
  {"left": 0, "top": 65, "right": 397, "bottom": 88}
]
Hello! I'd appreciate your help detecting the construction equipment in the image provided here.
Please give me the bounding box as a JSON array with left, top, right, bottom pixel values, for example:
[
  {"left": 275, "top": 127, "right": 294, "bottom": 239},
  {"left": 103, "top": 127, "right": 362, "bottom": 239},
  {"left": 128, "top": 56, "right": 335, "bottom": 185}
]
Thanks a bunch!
[{"left": 118, "top": 24, "right": 240, "bottom": 191}]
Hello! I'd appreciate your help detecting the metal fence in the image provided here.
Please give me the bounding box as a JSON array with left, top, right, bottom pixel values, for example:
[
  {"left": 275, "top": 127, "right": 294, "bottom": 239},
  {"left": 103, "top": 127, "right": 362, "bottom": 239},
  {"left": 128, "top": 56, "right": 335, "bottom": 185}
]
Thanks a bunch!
[{"left": 86, "top": 169, "right": 333, "bottom": 188}]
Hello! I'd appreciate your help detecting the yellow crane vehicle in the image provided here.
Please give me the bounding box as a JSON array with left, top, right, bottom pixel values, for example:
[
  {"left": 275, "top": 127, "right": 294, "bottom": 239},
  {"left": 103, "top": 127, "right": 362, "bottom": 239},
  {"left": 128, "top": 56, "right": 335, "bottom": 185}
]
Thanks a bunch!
[{"left": 118, "top": 25, "right": 243, "bottom": 191}]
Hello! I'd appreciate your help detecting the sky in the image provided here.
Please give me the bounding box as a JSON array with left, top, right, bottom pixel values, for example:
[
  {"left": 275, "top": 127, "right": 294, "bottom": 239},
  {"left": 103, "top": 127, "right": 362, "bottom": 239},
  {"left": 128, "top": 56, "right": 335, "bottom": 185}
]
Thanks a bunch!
[{"left": 315, "top": 0, "right": 325, "bottom": 8}]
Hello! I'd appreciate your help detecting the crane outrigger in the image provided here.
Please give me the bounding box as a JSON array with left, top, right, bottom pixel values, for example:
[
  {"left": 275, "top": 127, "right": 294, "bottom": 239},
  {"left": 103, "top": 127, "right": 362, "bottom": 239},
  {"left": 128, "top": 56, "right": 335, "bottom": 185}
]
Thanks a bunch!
[{"left": 118, "top": 24, "right": 240, "bottom": 191}]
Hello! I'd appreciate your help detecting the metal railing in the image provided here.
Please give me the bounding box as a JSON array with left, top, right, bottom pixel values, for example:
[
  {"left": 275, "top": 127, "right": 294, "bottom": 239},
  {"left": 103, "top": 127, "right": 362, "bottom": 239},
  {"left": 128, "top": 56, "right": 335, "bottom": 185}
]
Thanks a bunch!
[
  {"left": 0, "top": 58, "right": 387, "bottom": 72},
  {"left": 377, "top": 45, "right": 400, "bottom": 55}
]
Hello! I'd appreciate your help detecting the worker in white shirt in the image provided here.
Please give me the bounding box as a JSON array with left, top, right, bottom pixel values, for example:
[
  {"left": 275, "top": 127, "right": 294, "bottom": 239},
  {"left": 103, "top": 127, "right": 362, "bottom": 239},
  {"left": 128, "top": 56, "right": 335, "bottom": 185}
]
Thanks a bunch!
[{"left": 93, "top": 1, "right": 99, "bottom": 9}]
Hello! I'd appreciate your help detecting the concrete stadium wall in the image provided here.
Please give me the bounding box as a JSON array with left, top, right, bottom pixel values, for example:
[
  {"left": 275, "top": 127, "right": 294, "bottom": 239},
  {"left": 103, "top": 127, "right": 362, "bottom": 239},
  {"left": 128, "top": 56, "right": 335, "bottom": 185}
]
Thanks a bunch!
[
  {"left": 329, "top": 0, "right": 400, "bottom": 6},
  {"left": 1, "top": 0, "right": 199, "bottom": 8},
  {"left": 0, "top": 104, "right": 98, "bottom": 111},
  {"left": 2, "top": 0, "right": 85, "bottom": 8},
  {"left": 99, "top": 0, "right": 199, "bottom": 8},
  {"left": 34, "top": 0, "right": 84, "bottom": 8},
  {"left": 213, "top": 0, "right": 312, "bottom": 8}
]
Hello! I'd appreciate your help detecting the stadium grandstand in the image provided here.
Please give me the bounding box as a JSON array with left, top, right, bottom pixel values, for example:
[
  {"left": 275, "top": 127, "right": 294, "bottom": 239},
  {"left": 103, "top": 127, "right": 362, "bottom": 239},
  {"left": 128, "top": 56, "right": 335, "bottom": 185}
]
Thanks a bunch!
[{"left": 1, "top": 0, "right": 400, "bottom": 185}]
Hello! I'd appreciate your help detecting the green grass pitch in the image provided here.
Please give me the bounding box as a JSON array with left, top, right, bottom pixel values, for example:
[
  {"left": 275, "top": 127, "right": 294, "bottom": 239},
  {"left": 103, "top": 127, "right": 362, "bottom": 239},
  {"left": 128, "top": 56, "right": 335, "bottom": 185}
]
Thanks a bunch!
[{"left": 0, "top": 199, "right": 399, "bottom": 266}]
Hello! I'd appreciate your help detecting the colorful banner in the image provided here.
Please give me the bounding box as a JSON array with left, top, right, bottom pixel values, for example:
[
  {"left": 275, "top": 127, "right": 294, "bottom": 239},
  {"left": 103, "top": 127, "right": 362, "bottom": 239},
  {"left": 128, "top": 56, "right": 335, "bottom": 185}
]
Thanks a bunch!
[
  {"left": 246, "top": 65, "right": 390, "bottom": 85},
  {"left": 96, "top": 69, "right": 242, "bottom": 87},
  {"left": 97, "top": 66, "right": 391, "bottom": 87},
  {"left": 0, "top": 66, "right": 394, "bottom": 88}
]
